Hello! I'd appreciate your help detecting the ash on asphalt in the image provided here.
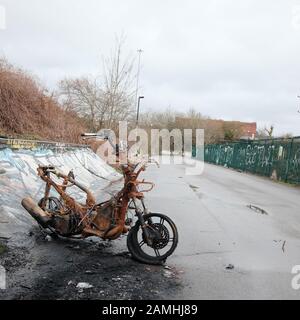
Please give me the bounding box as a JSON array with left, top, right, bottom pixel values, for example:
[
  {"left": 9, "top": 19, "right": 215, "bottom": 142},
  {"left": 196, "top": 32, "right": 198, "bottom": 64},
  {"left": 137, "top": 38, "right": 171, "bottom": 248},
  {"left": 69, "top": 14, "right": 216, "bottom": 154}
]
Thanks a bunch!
[{"left": 0, "top": 227, "right": 181, "bottom": 300}]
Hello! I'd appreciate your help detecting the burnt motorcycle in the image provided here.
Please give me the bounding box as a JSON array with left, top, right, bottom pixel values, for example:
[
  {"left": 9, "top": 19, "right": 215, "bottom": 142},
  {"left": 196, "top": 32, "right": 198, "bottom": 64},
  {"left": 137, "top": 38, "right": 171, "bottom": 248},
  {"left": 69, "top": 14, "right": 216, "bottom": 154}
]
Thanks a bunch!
[{"left": 21, "top": 162, "right": 178, "bottom": 264}]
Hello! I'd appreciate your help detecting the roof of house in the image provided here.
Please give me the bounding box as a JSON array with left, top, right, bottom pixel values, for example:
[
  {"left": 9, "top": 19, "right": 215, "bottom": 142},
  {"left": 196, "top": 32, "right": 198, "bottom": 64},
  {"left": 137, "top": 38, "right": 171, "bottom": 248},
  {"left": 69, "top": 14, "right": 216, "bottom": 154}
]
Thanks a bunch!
[{"left": 175, "top": 117, "right": 257, "bottom": 137}]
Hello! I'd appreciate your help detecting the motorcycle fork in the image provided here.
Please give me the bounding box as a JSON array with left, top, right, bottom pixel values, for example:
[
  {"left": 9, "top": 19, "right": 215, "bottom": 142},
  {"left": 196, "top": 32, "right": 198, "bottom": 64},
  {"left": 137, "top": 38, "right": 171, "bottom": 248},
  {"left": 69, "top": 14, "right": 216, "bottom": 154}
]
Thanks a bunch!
[{"left": 132, "top": 198, "right": 152, "bottom": 245}]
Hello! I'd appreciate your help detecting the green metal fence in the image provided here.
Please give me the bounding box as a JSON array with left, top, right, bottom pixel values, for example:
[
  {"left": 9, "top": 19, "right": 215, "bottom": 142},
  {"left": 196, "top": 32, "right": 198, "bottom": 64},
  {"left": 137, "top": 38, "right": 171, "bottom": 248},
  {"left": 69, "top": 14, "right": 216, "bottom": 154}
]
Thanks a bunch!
[{"left": 194, "top": 137, "right": 300, "bottom": 185}]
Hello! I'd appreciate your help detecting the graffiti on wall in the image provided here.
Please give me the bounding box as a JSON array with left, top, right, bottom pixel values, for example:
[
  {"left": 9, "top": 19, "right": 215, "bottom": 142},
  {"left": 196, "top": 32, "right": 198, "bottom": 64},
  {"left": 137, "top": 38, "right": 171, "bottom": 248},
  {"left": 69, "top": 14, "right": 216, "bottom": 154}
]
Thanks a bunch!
[
  {"left": 0, "top": 142, "right": 120, "bottom": 240},
  {"left": 200, "top": 137, "right": 300, "bottom": 184}
]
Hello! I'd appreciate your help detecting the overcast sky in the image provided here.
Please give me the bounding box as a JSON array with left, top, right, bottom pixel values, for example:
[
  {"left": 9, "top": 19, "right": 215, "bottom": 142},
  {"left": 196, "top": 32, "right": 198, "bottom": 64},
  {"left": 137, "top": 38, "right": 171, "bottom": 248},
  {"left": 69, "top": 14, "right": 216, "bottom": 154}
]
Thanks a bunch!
[{"left": 1, "top": 0, "right": 300, "bottom": 135}]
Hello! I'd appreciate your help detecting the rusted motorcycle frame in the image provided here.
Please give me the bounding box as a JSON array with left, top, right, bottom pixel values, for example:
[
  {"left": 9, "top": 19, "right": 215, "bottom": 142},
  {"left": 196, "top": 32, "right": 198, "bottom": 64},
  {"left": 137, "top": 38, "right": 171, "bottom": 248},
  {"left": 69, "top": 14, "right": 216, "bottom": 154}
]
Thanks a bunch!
[{"left": 22, "top": 162, "right": 178, "bottom": 264}]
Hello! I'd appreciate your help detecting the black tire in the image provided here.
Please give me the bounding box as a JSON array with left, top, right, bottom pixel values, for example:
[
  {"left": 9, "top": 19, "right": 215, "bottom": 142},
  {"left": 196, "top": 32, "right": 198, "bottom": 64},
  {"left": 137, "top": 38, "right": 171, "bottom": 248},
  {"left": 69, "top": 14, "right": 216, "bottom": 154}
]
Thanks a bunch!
[
  {"left": 38, "top": 197, "right": 62, "bottom": 238},
  {"left": 38, "top": 197, "right": 63, "bottom": 212},
  {"left": 37, "top": 223, "right": 59, "bottom": 239},
  {"left": 127, "top": 213, "right": 178, "bottom": 265}
]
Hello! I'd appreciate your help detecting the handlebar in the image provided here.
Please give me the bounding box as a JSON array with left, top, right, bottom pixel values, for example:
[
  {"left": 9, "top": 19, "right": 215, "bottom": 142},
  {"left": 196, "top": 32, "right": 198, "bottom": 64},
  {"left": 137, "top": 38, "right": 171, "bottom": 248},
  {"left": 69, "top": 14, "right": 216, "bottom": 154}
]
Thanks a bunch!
[
  {"left": 37, "top": 165, "right": 96, "bottom": 206},
  {"left": 121, "top": 160, "right": 148, "bottom": 173}
]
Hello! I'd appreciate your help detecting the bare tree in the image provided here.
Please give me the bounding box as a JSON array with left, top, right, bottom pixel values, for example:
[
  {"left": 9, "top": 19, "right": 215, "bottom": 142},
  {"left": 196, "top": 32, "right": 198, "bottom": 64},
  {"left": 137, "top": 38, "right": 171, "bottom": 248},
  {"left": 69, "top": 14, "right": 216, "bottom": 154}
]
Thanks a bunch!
[
  {"left": 279, "top": 132, "right": 293, "bottom": 139},
  {"left": 101, "top": 36, "right": 136, "bottom": 130},
  {"left": 186, "top": 107, "right": 203, "bottom": 120},
  {"left": 59, "top": 36, "right": 135, "bottom": 132},
  {"left": 138, "top": 107, "right": 182, "bottom": 130},
  {"left": 59, "top": 77, "right": 102, "bottom": 131},
  {"left": 256, "top": 127, "right": 269, "bottom": 139},
  {"left": 264, "top": 125, "right": 274, "bottom": 138}
]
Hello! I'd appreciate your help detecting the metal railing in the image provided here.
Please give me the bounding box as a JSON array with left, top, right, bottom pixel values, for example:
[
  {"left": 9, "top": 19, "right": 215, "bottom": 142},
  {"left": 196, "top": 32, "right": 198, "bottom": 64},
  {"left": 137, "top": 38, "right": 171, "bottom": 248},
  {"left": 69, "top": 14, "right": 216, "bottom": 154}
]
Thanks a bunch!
[{"left": 194, "top": 137, "right": 300, "bottom": 184}]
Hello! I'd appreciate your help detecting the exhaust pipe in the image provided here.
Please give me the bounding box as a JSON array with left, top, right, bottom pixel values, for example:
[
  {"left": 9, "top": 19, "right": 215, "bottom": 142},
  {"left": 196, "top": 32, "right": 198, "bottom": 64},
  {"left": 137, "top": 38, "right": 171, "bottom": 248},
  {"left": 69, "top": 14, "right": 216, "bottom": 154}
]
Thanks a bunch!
[{"left": 22, "top": 197, "right": 51, "bottom": 227}]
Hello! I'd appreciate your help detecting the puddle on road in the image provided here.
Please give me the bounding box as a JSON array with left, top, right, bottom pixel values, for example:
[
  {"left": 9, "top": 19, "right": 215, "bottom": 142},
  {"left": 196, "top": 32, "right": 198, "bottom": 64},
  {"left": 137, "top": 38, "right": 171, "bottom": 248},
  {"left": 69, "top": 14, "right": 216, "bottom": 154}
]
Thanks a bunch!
[
  {"left": 247, "top": 204, "right": 268, "bottom": 215},
  {"left": 189, "top": 184, "right": 199, "bottom": 190},
  {"left": 188, "top": 184, "right": 204, "bottom": 199}
]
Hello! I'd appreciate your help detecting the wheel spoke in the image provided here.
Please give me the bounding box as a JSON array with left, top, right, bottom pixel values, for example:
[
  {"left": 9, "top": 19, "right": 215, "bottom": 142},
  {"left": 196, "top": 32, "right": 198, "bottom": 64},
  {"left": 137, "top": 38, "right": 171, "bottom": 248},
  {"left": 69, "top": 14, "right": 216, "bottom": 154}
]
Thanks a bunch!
[
  {"left": 139, "top": 240, "right": 145, "bottom": 247},
  {"left": 159, "top": 218, "right": 165, "bottom": 233},
  {"left": 154, "top": 248, "right": 161, "bottom": 257},
  {"left": 128, "top": 214, "right": 178, "bottom": 263}
]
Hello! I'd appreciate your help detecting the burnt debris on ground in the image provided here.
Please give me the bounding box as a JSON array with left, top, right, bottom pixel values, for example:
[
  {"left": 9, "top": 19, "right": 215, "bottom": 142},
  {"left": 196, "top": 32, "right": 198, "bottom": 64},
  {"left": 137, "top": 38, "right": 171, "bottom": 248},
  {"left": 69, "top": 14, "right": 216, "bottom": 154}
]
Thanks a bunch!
[{"left": 0, "top": 229, "right": 181, "bottom": 300}]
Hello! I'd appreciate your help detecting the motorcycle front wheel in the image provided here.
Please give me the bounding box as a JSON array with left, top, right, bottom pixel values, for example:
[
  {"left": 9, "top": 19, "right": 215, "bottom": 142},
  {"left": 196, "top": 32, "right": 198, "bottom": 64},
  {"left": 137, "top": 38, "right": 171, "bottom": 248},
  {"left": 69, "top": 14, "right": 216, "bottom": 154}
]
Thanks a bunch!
[{"left": 127, "top": 213, "right": 178, "bottom": 265}]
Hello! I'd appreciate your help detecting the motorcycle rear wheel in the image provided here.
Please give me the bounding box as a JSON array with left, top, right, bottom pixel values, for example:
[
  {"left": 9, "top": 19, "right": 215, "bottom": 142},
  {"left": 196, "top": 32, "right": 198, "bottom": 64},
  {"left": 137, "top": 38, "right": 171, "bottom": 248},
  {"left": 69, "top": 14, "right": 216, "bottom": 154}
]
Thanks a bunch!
[{"left": 38, "top": 197, "right": 63, "bottom": 212}]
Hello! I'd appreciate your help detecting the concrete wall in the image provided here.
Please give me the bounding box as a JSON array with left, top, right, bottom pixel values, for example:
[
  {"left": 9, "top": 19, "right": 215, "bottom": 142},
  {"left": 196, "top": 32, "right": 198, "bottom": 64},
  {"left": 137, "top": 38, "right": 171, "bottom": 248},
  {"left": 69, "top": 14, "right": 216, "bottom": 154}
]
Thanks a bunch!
[{"left": 0, "top": 143, "right": 121, "bottom": 243}]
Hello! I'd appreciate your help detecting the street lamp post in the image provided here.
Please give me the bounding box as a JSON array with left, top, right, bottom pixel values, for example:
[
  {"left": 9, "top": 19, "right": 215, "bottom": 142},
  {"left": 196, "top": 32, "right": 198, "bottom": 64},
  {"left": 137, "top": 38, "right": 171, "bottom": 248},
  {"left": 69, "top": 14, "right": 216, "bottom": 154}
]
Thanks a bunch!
[
  {"left": 136, "top": 96, "right": 144, "bottom": 126},
  {"left": 135, "top": 49, "right": 143, "bottom": 110}
]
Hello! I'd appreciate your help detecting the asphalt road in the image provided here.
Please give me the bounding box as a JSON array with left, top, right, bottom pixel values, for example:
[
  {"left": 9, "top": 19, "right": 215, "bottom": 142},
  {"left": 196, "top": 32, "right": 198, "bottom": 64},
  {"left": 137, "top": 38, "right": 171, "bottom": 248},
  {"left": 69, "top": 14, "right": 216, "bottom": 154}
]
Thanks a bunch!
[
  {"left": 1, "top": 157, "right": 300, "bottom": 300},
  {"left": 143, "top": 158, "right": 300, "bottom": 299}
]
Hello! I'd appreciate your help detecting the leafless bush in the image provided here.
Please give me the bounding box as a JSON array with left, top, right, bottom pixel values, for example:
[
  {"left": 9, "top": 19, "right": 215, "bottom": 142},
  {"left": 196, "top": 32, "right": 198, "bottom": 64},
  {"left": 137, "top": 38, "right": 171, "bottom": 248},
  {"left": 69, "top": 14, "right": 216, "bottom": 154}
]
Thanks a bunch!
[
  {"left": 0, "top": 59, "right": 86, "bottom": 143},
  {"left": 138, "top": 107, "right": 250, "bottom": 144}
]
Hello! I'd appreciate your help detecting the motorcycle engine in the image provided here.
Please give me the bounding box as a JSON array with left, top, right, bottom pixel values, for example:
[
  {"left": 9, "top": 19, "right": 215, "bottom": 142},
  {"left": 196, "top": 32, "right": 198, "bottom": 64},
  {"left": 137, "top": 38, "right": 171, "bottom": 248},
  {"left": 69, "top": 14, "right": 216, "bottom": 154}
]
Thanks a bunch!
[
  {"left": 92, "top": 200, "right": 116, "bottom": 234},
  {"left": 50, "top": 212, "right": 82, "bottom": 236}
]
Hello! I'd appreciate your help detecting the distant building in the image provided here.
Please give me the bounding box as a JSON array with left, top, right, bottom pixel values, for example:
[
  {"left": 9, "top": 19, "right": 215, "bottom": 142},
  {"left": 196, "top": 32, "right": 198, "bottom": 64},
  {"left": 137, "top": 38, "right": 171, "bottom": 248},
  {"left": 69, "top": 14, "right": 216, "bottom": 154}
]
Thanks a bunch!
[
  {"left": 238, "top": 122, "right": 257, "bottom": 140},
  {"left": 175, "top": 117, "right": 257, "bottom": 142}
]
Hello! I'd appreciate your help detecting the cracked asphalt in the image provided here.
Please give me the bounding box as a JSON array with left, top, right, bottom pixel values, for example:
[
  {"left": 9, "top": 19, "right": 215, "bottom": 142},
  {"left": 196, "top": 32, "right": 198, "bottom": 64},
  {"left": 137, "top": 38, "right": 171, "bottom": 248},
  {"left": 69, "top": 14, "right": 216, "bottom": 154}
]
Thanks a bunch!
[
  {"left": 1, "top": 158, "right": 300, "bottom": 299},
  {"left": 142, "top": 159, "right": 300, "bottom": 299}
]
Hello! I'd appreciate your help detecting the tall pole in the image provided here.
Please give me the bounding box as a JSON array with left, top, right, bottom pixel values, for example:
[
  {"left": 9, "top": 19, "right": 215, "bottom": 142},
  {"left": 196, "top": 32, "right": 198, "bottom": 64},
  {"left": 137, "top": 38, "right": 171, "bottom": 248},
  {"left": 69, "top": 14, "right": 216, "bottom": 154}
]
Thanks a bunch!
[
  {"left": 136, "top": 96, "right": 144, "bottom": 126},
  {"left": 135, "top": 49, "right": 143, "bottom": 113}
]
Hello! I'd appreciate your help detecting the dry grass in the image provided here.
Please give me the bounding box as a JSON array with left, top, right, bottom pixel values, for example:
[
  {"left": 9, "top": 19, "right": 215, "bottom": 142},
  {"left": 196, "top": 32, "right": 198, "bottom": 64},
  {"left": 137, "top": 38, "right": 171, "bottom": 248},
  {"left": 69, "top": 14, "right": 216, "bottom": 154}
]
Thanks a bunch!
[{"left": 0, "top": 59, "right": 87, "bottom": 143}]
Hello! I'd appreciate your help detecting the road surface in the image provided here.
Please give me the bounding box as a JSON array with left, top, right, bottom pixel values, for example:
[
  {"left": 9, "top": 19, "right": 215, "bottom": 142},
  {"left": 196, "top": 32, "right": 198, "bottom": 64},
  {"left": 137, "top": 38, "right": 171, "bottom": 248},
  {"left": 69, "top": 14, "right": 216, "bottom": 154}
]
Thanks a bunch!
[
  {"left": 1, "top": 157, "right": 300, "bottom": 300},
  {"left": 143, "top": 158, "right": 300, "bottom": 299}
]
